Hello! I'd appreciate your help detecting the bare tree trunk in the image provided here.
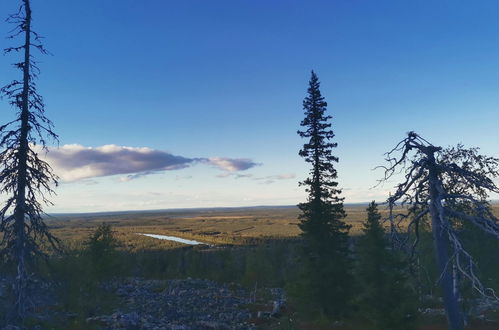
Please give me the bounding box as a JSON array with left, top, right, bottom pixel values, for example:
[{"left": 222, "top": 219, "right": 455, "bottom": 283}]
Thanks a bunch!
[
  {"left": 380, "top": 132, "right": 499, "bottom": 330},
  {"left": 388, "top": 195, "right": 396, "bottom": 250},
  {"left": 428, "top": 152, "right": 464, "bottom": 330},
  {"left": 13, "top": 0, "right": 32, "bottom": 318}
]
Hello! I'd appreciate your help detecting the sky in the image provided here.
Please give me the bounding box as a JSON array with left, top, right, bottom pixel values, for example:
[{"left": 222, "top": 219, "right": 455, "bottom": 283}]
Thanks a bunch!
[{"left": 0, "top": 0, "right": 498, "bottom": 212}]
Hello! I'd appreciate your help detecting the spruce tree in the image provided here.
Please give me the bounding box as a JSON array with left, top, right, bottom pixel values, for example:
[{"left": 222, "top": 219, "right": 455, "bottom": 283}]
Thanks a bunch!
[
  {"left": 297, "top": 71, "right": 352, "bottom": 318},
  {"left": 87, "top": 223, "right": 119, "bottom": 279},
  {"left": 355, "top": 201, "right": 417, "bottom": 330}
]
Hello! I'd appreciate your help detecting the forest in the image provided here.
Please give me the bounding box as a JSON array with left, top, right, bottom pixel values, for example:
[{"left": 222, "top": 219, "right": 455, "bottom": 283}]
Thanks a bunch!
[{"left": 1, "top": 1, "right": 499, "bottom": 329}]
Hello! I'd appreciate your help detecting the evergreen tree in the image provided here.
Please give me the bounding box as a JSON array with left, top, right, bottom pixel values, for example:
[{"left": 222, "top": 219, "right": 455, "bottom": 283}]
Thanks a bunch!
[
  {"left": 355, "top": 201, "right": 417, "bottom": 330},
  {"left": 0, "top": 0, "right": 58, "bottom": 319},
  {"left": 87, "top": 223, "right": 119, "bottom": 278},
  {"left": 297, "top": 71, "right": 352, "bottom": 317}
]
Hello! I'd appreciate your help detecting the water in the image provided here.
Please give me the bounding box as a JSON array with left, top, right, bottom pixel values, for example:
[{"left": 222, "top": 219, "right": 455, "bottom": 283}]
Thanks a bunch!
[{"left": 137, "top": 233, "right": 205, "bottom": 245}]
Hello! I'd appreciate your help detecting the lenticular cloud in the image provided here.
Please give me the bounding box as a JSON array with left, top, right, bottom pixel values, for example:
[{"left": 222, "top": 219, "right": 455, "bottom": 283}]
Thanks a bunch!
[{"left": 37, "top": 144, "right": 259, "bottom": 182}]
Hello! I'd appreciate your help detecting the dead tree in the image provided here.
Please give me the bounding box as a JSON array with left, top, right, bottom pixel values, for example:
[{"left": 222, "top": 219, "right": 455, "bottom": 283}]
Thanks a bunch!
[
  {"left": 379, "top": 132, "right": 499, "bottom": 330},
  {"left": 0, "top": 0, "right": 59, "bottom": 319}
]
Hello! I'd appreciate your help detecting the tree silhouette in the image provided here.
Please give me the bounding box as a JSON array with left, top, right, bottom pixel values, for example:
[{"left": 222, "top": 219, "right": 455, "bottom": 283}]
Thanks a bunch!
[
  {"left": 297, "top": 71, "right": 352, "bottom": 317},
  {"left": 0, "top": 0, "right": 59, "bottom": 319},
  {"left": 87, "top": 223, "right": 119, "bottom": 278},
  {"left": 380, "top": 132, "right": 499, "bottom": 330},
  {"left": 355, "top": 201, "right": 417, "bottom": 329}
]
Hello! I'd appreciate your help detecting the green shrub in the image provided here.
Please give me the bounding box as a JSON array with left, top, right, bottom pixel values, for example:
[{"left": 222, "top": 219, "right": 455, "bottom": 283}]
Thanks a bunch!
[{"left": 86, "top": 223, "right": 119, "bottom": 278}]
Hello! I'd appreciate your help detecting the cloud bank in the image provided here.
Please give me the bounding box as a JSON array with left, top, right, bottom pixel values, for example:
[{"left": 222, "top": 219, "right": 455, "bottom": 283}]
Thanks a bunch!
[
  {"left": 255, "top": 173, "right": 296, "bottom": 184},
  {"left": 40, "top": 144, "right": 259, "bottom": 182}
]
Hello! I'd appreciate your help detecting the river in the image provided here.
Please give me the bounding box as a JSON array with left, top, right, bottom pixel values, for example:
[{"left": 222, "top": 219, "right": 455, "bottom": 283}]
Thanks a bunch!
[{"left": 137, "top": 233, "right": 205, "bottom": 245}]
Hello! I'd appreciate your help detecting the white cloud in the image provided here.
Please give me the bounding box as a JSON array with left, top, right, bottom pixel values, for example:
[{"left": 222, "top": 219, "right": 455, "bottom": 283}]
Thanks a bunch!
[
  {"left": 37, "top": 144, "right": 259, "bottom": 182},
  {"left": 205, "top": 157, "right": 260, "bottom": 172}
]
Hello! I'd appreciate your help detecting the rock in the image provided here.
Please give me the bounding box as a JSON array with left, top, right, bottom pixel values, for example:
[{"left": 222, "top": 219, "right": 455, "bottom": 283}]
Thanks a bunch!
[
  {"left": 118, "top": 311, "right": 140, "bottom": 327},
  {"left": 271, "top": 300, "right": 283, "bottom": 317},
  {"left": 421, "top": 307, "right": 446, "bottom": 316},
  {"left": 2, "top": 326, "right": 21, "bottom": 330},
  {"left": 196, "top": 320, "right": 230, "bottom": 329},
  {"left": 84, "top": 277, "right": 262, "bottom": 329},
  {"left": 257, "top": 311, "right": 270, "bottom": 319}
]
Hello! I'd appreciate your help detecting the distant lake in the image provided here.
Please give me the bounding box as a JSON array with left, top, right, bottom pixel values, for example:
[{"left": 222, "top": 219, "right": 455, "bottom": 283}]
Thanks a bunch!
[{"left": 137, "top": 233, "right": 204, "bottom": 245}]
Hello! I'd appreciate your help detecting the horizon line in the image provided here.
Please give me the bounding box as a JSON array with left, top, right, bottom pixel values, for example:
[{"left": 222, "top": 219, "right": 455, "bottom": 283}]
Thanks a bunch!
[{"left": 47, "top": 199, "right": 499, "bottom": 217}]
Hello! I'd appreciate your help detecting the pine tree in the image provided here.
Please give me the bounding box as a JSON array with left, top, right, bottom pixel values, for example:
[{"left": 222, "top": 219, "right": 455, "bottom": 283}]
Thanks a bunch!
[
  {"left": 355, "top": 201, "right": 417, "bottom": 330},
  {"left": 297, "top": 71, "right": 352, "bottom": 318},
  {"left": 0, "top": 0, "right": 59, "bottom": 319}
]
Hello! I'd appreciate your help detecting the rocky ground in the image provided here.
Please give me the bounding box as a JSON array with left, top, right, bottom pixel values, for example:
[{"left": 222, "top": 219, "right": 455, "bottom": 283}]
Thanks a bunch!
[
  {"left": 0, "top": 277, "right": 285, "bottom": 330},
  {"left": 86, "top": 278, "right": 285, "bottom": 330}
]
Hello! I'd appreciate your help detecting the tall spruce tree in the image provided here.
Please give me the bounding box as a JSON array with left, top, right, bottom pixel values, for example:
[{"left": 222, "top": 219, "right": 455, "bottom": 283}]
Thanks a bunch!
[
  {"left": 355, "top": 201, "right": 417, "bottom": 330},
  {"left": 0, "top": 0, "right": 59, "bottom": 319},
  {"left": 297, "top": 71, "right": 352, "bottom": 317}
]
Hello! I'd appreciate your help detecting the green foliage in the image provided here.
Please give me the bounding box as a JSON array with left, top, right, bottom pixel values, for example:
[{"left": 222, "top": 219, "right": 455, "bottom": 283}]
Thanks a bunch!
[
  {"left": 49, "top": 251, "right": 118, "bottom": 326},
  {"left": 297, "top": 71, "right": 343, "bottom": 206},
  {"left": 297, "top": 71, "right": 353, "bottom": 318},
  {"left": 86, "top": 223, "right": 119, "bottom": 278},
  {"left": 36, "top": 224, "right": 122, "bottom": 326},
  {"left": 355, "top": 201, "right": 418, "bottom": 330},
  {"left": 242, "top": 245, "right": 276, "bottom": 287},
  {"left": 130, "top": 240, "right": 298, "bottom": 288}
]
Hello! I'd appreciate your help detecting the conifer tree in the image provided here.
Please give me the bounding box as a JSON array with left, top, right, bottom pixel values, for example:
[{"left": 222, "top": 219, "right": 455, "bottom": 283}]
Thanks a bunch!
[
  {"left": 0, "top": 0, "right": 58, "bottom": 319},
  {"left": 87, "top": 223, "right": 118, "bottom": 278},
  {"left": 355, "top": 201, "right": 417, "bottom": 330},
  {"left": 297, "top": 71, "right": 352, "bottom": 317}
]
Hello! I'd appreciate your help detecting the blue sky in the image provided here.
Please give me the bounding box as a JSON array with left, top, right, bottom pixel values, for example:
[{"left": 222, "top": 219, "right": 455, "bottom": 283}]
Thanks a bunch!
[{"left": 0, "top": 1, "right": 498, "bottom": 212}]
